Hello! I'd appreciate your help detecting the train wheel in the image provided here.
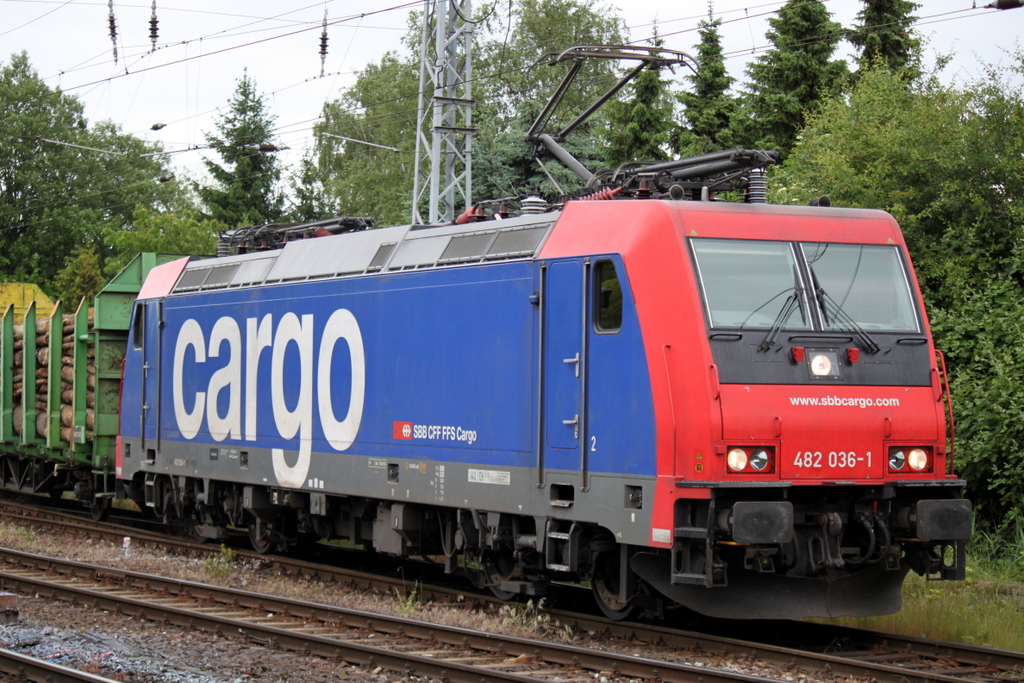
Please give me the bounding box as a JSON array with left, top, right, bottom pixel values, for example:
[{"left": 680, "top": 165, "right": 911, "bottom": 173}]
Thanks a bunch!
[
  {"left": 248, "top": 520, "right": 276, "bottom": 554},
  {"left": 482, "top": 551, "right": 518, "bottom": 601},
  {"left": 591, "top": 551, "right": 638, "bottom": 621},
  {"left": 90, "top": 497, "right": 111, "bottom": 522}
]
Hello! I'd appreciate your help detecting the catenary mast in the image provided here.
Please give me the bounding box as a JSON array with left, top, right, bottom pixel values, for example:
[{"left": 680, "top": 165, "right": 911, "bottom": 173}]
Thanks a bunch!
[{"left": 411, "top": 0, "right": 475, "bottom": 224}]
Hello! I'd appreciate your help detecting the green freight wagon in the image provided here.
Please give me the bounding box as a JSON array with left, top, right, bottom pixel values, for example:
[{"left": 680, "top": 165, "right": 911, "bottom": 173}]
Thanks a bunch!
[{"left": 0, "top": 254, "right": 183, "bottom": 519}]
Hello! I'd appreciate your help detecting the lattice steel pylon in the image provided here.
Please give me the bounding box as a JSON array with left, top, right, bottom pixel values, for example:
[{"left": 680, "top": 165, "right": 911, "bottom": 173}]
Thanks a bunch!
[{"left": 411, "top": 0, "right": 474, "bottom": 224}]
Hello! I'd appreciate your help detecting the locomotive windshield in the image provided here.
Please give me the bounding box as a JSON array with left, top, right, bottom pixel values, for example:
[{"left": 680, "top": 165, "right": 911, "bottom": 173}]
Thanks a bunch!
[
  {"left": 690, "top": 239, "right": 811, "bottom": 330},
  {"left": 801, "top": 243, "right": 919, "bottom": 332},
  {"left": 691, "top": 238, "right": 919, "bottom": 333}
]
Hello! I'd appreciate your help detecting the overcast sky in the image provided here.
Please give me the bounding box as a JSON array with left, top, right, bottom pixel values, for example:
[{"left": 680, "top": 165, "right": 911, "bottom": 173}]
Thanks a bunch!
[{"left": 2, "top": 0, "right": 1019, "bottom": 184}]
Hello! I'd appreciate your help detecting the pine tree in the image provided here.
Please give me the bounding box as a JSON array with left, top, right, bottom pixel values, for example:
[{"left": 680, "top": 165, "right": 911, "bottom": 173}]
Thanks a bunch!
[
  {"left": 731, "top": 0, "right": 847, "bottom": 157},
  {"left": 675, "top": 7, "right": 735, "bottom": 155},
  {"left": 603, "top": 62, "right": 674, "bottom": 166},
  {"left": 848, "top": 0, "right": 921, "bottom": 74},
  {"left": 199, "top": 71, "right": 283, "bottom": 227}
]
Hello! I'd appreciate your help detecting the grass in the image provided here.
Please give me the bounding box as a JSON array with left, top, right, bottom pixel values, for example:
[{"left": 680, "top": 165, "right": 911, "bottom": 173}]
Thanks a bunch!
[
  {"left": 201, "top": 544, "right": 236, "bottom": 580},
  {"left": 818, "top": 529, "right": 1024, "bottom": 651}
]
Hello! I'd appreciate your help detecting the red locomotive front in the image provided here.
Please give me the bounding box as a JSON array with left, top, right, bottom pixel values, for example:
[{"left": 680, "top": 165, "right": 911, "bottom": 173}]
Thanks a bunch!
[{"left": 546, "top": 200, "right": 971, "bottom": 619}]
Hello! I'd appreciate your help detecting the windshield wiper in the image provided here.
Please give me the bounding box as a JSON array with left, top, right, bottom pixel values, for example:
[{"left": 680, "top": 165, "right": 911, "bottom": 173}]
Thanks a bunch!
[
  {"left": 759, "top": 288, "right": 803, "bottom": 352},
  {"left": 813, "top": 277, "right": 881, "bottom": 354}
]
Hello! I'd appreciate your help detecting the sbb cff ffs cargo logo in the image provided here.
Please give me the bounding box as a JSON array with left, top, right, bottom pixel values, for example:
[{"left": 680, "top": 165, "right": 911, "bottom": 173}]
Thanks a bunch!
[{"left": 393, "top": 422, "right": 413, "bottom": 440}]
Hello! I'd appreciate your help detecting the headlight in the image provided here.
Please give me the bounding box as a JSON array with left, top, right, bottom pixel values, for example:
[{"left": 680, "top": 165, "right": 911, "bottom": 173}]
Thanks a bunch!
[
  {"left": 810, "top": 354, "right": 833, "bottom": 376},
  {"left": 727, "top": 448, "right": 748, "bottom": 471},
  {"left": 888, "top": 449, "right": 906, "bottom": 471},
  {"left": 908, "top": 448, "right": 929, "bottom": 471},
  {"left": 726, "top": 446, "right": 775, "bottom": 473},
  {"left": 749, "top": 449, "right": 770, "bottom": 471}
]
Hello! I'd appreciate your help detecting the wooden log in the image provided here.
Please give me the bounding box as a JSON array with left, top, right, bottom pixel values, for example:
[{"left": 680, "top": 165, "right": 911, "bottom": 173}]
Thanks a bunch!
[
  {"left": 12, "top": 405, "right": 22, "bottom": 435},
  {"left": 61, "top": 389, "right": 74, "bottom": 404},
  {"left": 60, "top": 405, "right": 73, "bottom": 428},
  {"left": 35, "top": 319, "right": 49, "bottom": 335},
  {"left": 12, "top": 324, "right": 23, "bottom": 341},
  {"left": 13, "top": 351, "right": 22, "bottom": 367},
  {"left": 85, "top": 409, "right": 94, "bottom": 430},
  {"left": 60, "top": 427, "right": 72, "bottom": 443},
  {"left": 35, "top": 334, "right": 48, "bottom": 346},
  {"left": 60, "top": 366, "right": 74, "bottom": 383},
  {"left": 35, "top": 378, "right": 46, "bottom": 388},
  {"left": 86, "top": 373, "right": 95, "bottom": 390},
  {"left": 36, "top": 367, "right": 47, "bottom": 379},
  {"left": 61, "top": 342, "right": 74, "bottom": 352},
  {"left": 35, "top": 411, "right": 47, "bottom": 438},
  {"left": 36, "top": 348, "right": 48, "bottom": 365},
  {"left": 61, "top": 356, "right": 72, "bottom": 366},
  {"left": 86, "top": 393, "right": 95, "bottom": 409},
  {"left": 13, "top": 340, "right": 22, "bottom": 351}
]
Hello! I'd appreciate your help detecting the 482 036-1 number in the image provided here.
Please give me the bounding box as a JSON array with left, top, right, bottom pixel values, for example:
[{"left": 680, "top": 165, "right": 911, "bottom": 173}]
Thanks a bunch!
[{"left": 793, "top": 451, "right": 872, "bottom": 468}]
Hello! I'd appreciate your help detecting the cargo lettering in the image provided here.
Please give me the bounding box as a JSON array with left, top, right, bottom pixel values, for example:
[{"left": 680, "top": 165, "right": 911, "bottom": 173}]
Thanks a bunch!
[{"left": 171, "top": 310, "right": 365, "bottom": 488}]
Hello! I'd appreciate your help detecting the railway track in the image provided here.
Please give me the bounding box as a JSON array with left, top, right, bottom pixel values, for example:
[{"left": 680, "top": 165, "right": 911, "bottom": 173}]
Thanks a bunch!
[
  {"left": 0, "top": 647, "right": 121, "bottom": 683},
  {"left": 1, "top": 496, "right": 1022, "bottom": 683},
  {"left": 0, "top": 546, "right": 781, "bottom": 683}
]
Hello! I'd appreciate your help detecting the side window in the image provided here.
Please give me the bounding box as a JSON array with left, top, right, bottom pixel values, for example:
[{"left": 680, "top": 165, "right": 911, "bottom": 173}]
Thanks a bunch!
[
  {"left": 594, "top": 260, "right": 622, "bottom": 332},
  {"left": 132, "top": 302, "right": 145, "bottom": 350}
]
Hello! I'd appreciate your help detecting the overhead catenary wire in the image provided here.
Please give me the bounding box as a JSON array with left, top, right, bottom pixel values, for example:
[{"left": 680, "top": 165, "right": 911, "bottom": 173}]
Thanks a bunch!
[{"left": 0, "top": 0, "right": 1008, "bottom": 234}]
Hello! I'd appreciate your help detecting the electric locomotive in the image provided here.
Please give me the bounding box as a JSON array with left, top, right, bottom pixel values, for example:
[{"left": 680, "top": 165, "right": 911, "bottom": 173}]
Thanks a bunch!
[{"left": 106, "top": 188, "right": 971, "bottom": 621}]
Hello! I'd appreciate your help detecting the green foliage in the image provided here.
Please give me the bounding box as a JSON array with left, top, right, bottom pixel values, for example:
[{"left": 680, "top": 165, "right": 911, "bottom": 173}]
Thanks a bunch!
[
  {"left": 775, "top": 62, "right": 1024, "bottom": 528},
  {"left": 603, "top": 63, "right": 674, "bottom": 166},
  {"left": 731, "top": 0, "right": 847, "bottom": 157},
  {"left": 104, "top": 206, "right": 222, "bottom": 276},
  {"left": 475, "top": 0, "right": 625, "bottom": 129},
  {"left": 849, "top": 0, "right": 921, "bottom": 75},
  {"left": 473, "top": 105, "right": 606, "bottom": 201},
  {"left": 199, "top": 71, "right": 283, "bottom": 227},
  {"left": 313, "top": 52, "right": 419, "bottom": 227},
  {"left": 286, "top": 153, "right": 338, "bottom": 223},
  {"left": 53, "top": 245, "right": 106, "bottom": 306},
  {"left": 202, "top": 544, "right": 236, "bottom": 580},
  {"left": 0, "top": 52, "right": 183, "bottom": 289},
  {"left": 675, "top": 10, "right": 736, "bottom": 155}
]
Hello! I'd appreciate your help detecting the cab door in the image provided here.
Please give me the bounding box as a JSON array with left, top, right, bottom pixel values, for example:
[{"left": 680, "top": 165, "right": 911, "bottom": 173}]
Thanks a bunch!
[
  {"left": 139, "top": 300, "right": 162, "bottom": 454},
  {"left": 542, "top": 260, "right": 587, "bottom": 477}
]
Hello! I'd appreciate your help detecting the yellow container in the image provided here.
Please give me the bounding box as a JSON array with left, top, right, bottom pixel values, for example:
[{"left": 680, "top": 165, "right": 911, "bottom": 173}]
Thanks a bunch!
[{"left": 0, "top": 284, "right": 54, "bottom": 323}]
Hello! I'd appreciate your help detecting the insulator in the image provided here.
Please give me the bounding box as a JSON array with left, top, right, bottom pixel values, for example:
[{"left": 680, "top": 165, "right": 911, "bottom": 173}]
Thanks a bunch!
[
  {"left": 108, "top": 0, "right": 118, "bottom": 63},
  {"left": 520, "top": 196, "right": 548, "bottom": 214},
  {"left": 318, "top": 11, "right": 328, "bottom": 77},
  {"left": 746, "top": 169, "right": 768, "bottom": 204},
  {"left": 579, "top": 186, "right": 623, "bottom": 201},
  {"left": 149, "top": 0, "right": 158, "bottom": 50}
]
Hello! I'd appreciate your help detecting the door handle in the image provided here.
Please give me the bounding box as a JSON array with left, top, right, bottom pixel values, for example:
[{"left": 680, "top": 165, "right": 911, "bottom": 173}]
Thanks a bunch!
[
  {"left": 562, "top": 414, "right": 579, "bottom": 438},
  {"left": 563, "top": 352, "right": 580, "bottom": 377}
]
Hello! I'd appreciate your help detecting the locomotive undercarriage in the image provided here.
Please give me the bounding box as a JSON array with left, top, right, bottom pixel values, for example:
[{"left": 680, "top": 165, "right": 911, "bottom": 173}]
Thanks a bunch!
[
  {"left": 633, "top": 485, "right": 972, "bottom": 619},
  {"left": 117, "top": 471, "right": 659, "bottom": 619},
  {"left": 117, "top": 473, "right": 970, "bottom": 621}
]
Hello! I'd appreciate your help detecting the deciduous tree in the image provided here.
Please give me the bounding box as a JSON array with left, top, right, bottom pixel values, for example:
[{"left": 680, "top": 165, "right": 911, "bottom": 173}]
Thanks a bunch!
[{"left": 0, "top": 52, "right": 181, "bottom": 289}]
